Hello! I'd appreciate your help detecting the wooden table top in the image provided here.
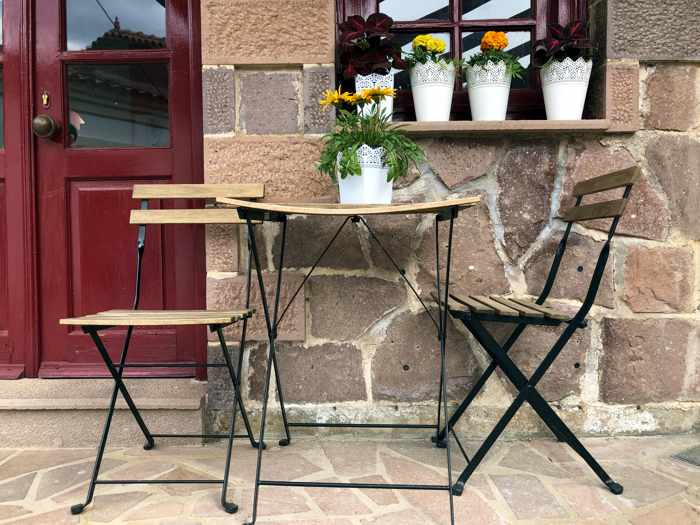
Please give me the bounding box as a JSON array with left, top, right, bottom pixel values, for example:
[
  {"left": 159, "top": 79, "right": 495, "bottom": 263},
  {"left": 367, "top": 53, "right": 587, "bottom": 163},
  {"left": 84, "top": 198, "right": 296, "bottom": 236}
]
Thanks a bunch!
[{"left": 215, "top": 196, "right": 480, "bottom": 216}]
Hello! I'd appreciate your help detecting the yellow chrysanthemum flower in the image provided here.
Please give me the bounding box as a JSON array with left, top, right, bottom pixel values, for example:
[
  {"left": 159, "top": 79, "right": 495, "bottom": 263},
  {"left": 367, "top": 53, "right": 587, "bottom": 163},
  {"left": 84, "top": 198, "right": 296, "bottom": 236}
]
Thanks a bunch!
[
  {"left": 480, "top": 31, "right": 508, "bottom": 52},
  {"left": 319, "top": 88, "right": 350, "bottom": 107},
  {"left": 412, "top": 34, "right": 433, "bottom": 51},
  {"left": 361, "top": 87, "right": 397, "bottom": 99},
  {"left": 412, "top": 34, "right": 446, "bottom": 54}
]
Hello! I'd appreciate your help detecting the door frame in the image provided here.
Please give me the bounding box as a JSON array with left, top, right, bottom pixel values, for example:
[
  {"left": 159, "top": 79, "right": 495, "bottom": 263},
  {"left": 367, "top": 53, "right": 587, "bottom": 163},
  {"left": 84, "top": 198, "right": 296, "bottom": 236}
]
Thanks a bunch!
[{"left": 0, "top": 0, "right": 205, "bottom": 379}]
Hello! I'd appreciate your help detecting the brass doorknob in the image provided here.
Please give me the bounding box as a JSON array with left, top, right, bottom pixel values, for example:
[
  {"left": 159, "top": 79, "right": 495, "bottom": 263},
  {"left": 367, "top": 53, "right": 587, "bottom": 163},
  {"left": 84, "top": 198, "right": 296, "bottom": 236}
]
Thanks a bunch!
[{"left": 32, "top": 114, "right": 60, "bottom": 139}]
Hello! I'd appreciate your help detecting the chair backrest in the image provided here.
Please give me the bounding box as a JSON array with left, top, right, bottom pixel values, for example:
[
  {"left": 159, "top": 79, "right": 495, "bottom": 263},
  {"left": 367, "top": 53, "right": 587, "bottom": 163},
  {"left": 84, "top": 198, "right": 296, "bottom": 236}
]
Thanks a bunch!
[
  {"left": 538, "top": 166, "right": 640, "bottom": 320},
  {"left": 126, "top": 183, "right": 264, "bottom": 309},
  {"left": 130, "top": 183, "right": 265, "bottom": 225}
]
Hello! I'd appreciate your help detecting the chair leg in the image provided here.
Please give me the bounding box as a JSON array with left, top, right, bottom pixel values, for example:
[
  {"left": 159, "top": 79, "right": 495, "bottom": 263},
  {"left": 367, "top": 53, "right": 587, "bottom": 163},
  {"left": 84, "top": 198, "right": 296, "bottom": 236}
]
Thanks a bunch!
[{"left": 71, "top": 326, "right": 153, "bottom": 515}]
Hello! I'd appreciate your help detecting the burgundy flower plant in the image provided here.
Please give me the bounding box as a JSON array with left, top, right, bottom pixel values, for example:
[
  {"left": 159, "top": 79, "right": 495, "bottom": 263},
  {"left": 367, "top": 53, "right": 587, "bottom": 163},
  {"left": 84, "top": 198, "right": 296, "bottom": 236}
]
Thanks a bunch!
[
  {"left": 533, "top": 21, "right": 594, "bottom": 67},
  {"left": 338, "top": 13, "right": 407, "bottom": 78}
]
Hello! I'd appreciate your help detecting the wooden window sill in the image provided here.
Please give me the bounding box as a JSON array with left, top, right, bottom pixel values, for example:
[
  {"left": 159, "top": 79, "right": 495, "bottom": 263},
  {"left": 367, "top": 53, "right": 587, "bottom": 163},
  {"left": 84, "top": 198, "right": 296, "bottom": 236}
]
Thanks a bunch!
[{"left": 400, "top": 119, "right": 611, "bottom": 136}]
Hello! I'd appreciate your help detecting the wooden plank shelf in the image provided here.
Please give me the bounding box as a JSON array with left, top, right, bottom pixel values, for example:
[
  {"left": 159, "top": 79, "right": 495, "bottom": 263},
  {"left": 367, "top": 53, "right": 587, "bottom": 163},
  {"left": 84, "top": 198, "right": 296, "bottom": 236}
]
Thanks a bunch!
[{"left": 399, "top": 119, "right": 611, "bottom": 136}]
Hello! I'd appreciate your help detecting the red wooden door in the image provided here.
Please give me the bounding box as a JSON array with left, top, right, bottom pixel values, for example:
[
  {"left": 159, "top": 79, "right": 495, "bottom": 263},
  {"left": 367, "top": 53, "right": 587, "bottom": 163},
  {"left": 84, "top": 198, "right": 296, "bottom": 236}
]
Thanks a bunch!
[{"left": 30, "top": 0, "right": 205, "bottom": 377}]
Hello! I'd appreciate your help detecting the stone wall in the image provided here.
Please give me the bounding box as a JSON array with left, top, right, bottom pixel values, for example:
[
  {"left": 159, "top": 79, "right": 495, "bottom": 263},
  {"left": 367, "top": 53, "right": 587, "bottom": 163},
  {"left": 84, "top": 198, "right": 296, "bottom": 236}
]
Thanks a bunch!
[{"left": 202, "top": 0, "right": 700, "bottom": 438}]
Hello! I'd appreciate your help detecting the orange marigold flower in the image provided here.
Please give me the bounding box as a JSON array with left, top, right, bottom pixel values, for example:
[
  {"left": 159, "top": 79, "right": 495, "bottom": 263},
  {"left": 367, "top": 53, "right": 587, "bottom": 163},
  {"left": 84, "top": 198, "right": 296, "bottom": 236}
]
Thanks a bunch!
[{"left": 480, "top": 31, "right": 508, "bottom": 52}]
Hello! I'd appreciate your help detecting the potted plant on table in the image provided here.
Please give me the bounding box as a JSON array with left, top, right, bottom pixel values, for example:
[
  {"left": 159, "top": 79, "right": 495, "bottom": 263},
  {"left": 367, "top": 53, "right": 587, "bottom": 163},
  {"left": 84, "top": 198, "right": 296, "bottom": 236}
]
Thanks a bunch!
[
  {"left": 464, "top": 31, "right": 524, "bottom": 121},
  {"left": 339, "top": 13, "right": 407, "bottom": 121},
  {"left": 406, "top": 35, "right": 457, "bottom": 121},
  {"left": 534, "top": 21, "right": 595, "bottom": 120},
  {"left": 317, "top": 87, "right": 424, "bottom": 205}
]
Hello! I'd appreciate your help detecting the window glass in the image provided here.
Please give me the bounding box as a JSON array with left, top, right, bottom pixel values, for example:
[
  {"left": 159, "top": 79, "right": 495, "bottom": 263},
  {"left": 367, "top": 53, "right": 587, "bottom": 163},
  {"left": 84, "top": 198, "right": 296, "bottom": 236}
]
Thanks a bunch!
[
  {"left": 379, "top": 0, "right": 450, "bottom": 21},
  {"left": 66, "top": 0, "right": 166, "bottom": 51},
  {"left": 392, "top": 32, "right": 451, "bottom": 90},
  {"left": 462, "top": 30, "right": 531, "bottom": 87},
  {"left": 67, "top": 63, "right": 169, "bottom": 148},
  {"left": 462, "top": 0, "right": 532, "bottom": 20}
]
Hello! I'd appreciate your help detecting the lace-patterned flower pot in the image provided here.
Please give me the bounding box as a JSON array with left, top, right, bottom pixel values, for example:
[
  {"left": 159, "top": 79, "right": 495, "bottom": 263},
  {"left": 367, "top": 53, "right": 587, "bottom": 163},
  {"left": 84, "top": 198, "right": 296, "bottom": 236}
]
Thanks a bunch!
[
  {"left": 337, "top": 145, "right": 392, "bottom": 204},
  {"left": 409, "top": 61, "right": 455, "bottom": 121},
  {"left": 541, "top": 57, "right": 593, "bottom": 120},
  {"left": 465, "top": 60, "right": 511, "bottom": 121},
  {"left": 356, "top": 72, "right": 394, "bottom": 121}
]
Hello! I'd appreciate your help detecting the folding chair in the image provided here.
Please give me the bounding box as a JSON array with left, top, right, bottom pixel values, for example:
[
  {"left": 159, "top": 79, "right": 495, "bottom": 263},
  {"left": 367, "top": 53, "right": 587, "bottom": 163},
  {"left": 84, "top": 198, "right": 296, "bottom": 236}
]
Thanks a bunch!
[
  {"left": 61, "top": 183, "right": 264, "bottom": 515},
  {"left": 435, "top": 166, "right": 640, "bottom": 497}
]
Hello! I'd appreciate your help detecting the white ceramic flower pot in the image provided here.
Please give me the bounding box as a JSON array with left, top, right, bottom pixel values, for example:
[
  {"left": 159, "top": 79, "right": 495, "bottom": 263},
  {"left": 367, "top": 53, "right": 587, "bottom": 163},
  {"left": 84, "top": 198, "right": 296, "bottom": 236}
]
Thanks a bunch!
[
  {"left": 410, "top": 61, "right": 455, "bottom": 121},
  {"left": 466, "top": 61, "right": 511, "bottom": 121},
  {"left": 356, "top": 72, "right": 394, "bottom": 121},
  {"left": 540, "top": 57, "right": 593, "bottom": 120},
  {"left": 338, "top": 145, "right": 393, "bottom": 204}
]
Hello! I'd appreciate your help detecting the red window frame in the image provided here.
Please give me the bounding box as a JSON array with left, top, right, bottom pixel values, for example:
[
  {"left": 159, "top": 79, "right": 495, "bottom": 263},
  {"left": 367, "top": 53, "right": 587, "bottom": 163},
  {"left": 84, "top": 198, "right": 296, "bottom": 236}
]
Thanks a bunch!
[{"left": 337, "top": 0, "right": 587, "bottom": 120}]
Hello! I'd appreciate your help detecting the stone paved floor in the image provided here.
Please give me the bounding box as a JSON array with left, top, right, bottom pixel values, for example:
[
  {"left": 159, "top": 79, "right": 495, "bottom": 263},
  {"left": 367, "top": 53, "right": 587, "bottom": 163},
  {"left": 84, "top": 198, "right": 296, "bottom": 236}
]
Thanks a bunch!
[{"left": 0, "top": 434, "right": 699, "bottom": 524}]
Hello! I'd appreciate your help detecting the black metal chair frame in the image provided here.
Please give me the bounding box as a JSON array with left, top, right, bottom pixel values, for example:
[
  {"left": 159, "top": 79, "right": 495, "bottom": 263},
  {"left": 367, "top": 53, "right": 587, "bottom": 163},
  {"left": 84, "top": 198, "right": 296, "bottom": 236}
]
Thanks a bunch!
[
  {"left": 236, "top": 206, "right": 464, "bottom": 525},
  {"left": 435, "top": 171, "right": 639, "bottom": 497},
  {"left": 68, "top": 200, "right": 261, "bottom": 516}
]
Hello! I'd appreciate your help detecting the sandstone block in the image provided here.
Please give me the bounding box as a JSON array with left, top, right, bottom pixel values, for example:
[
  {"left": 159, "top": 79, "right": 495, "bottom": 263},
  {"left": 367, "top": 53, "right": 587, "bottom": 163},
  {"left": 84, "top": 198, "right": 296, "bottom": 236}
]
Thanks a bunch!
[
  {"left": 202, "top": 67, "right": 235, "bottom": 134},
  {"left": 646, "top": 135, "right": 700, "bottom": 240},
  {"left": 250, "top": 342, "right": 366, "bottom": 402},
  {"left": 623, "top": 245, "right": 695, "bottom": 313},
  {"left": 605, "top": 61, "right": 641, "bottom": 132},
  {"left": 371, "top": 310, "right": 481, "bottom": 402},
  {"left": 204, "top": 136, "right": 334, "bottom": 201},
  {"left": 525, "top": 232, "right": 614, "bottom": 308},
  {"left": 202, "top": 0, "right": 335, "bottom": 65},
  {"left": 416, "top": 198, "right": 510, "bottom": 298},
  {"left": 309, "top": 276, "right": 406, "bottom": 340},
  {"left": 417, "top": 138, "right": 499, "bottom": 189},
  {"left": 364, "top": 214, "right": 421, "bottom": 272},
  {"left": 645, "top": 64, "right": 699, "bottom": 131},
  {"left": 206, "top": 224, "right": 238, "bottom": 272},
  {"left": 496, "top": 142, "right": 557, "bottom": 261},
  {"left": 601, "top": 318, "right": 693, "bottom": 403},
  {"left": 562, "top": 140, "right": 669, "bottom": 240},
  {"left": 206, "top": 271, "right": 305, "bottom": 341},
  {"left": 304, "top": 66, "right": 335, "bottom": 134},
  {"left": 239, "top": 71, "right": 301, "bottom": 134}
]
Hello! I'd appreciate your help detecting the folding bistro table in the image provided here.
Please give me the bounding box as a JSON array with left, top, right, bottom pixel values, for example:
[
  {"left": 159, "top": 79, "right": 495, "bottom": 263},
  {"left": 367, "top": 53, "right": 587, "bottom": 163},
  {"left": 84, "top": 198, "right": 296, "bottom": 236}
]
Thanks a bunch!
[{"left": 217, "top": 196, "right": 480, "bottom": 525}]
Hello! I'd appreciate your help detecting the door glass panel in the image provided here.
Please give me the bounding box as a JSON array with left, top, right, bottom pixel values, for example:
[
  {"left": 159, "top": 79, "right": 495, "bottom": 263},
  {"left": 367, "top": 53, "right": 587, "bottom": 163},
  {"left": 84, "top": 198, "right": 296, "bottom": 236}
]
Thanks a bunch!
[
  {"left": 67, "top": 63, "right": 169, "bottom": 148},
  {"left": 462, "top": 0, "right": 532, "bottom": 20},
  {"left": 462, "top": 30, "right": 531, "bottom": 88},
  {"left": 66, "top": 0, "right": 166, "bottom": 51},
  {"left": 392, "top": 32, "right": 451, "bottom": 90},
  {"left": 380, "top": 0, "right": 449, "bottom": 20}
]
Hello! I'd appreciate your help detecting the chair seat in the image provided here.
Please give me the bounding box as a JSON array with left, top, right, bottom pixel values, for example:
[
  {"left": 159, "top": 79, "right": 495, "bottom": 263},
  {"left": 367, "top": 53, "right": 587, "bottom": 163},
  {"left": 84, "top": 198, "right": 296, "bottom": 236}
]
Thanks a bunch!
[
  {"left": 60, "top": 309, "right": 253, "bottom": 327},
  {"left": 448, "top": 294, "right": 571, "bottom": 322}
]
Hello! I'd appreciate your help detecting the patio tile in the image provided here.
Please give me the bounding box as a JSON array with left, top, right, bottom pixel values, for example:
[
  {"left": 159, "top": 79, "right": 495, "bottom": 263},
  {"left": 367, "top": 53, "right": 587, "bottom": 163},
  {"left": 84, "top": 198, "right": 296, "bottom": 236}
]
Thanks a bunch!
[
  {"left": 103, "top": 460, "right": 176, "bottom": 481},
  {"left": 305, "top": 478, "right": 372, "bottom": 516},
  {"left": 603, "top": 464, "right": 686, "bottom": 507},
  {"left": 0, "top": 450, "right": 16, "bottom": 464},
  {"left": 0, "top": 450, "right": 93, "bottom": 482},
  {"left": 359, "top": 509, "right": 436, "bottom": 524},
  {"left": 498, "top": 442, "right": 571, "bottom": 478},
  {"left": 528, "top": 439, "right": 577, "bottom": 463},
  {"left": 465, "top": 473, "right": 496, "bottom": 500},
  {"left": 192, "top": 489, "right": 236, "bottom": 517},
  {"left": 83, "top": 491, "right": 151, "bottom": 522},
  {"left": 125, "top": 500, "right": 186, "bottom": 521},
  {"left": 655, "top": 457, "right": 700, "bottom": 485},
  {"left": 557, "top": 481, "right": 620, "bottom": 518},
  {"left": 35, "top": 458, "right": 123, "bottom": 500},
  {"left": 0, "top": 473, "right": 35, "bottom": 503},
  {"left": 321, "top": 441, "right": 378, "bottom": 477},
  {"left": 630, "top": 500, "right": 700, "bottom": 524},
  {"left": 6, "top": 508, "right": 80, "bottom": 524},
  {"left": 403, "top": 487, "right": 504, "bottom": 525},
  {"left": 349, "top": 474, "right": 400, "bottom": 506},
  {"left": 260, "top": 450, "right": 325, "bottom": 481},
  {"left": 0, "top": 504, "right": 31, "bottom": 519},
  {"left": 386, "top": 441, "right": 468, "bottom": 473},
  {"left": 379, "top": 452, "right": 445, "bottom": 486},
  {"left": 240, "top": 487, "right": 311, "bottom": 517},
  {"left": 490, "top": 473, "right": 567, "bottom": 519},
  {"left": 155, "top": 467, "right": 218, "bottom": 496}
]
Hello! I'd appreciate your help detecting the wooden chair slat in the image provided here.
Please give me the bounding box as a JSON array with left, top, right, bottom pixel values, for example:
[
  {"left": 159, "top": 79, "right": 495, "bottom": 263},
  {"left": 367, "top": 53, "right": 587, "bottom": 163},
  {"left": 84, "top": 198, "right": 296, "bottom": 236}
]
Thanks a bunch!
[
  {"left": 490, "top": 296, "right": 545, "bottom": 318},
  {"left": 507, "top": 298, "right": 571, "bottom": 321},
  {"left": 130, "top": 209, "right": 245, "bottom": 225},
  {"left": 572, "top": 166, "right": 640, "bottom": 197},
  {"left": 448, "top": 294, "right": 495, "bottom": 314},
  {"left": 470, "top": 295, "right": 520, "bottom": 316},
  {"left": 133, "top": 184, "right": 265, "bottom": 200},
  {"left": 60, "top": 309, "right": 252, "bottom": 326},
  {"left": 560, "top": 198, "right": 628, "bottom": 222}
]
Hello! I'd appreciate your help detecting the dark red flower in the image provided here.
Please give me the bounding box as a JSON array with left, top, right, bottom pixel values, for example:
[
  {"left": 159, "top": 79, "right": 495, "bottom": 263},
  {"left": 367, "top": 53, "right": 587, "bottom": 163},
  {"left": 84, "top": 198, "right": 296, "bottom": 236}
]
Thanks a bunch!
[
  {"left": 338, "top": 14, "right": 405, "bottom": 77},
  {"left": 533, "top": 20, "right": 595, "bottom": 67}
]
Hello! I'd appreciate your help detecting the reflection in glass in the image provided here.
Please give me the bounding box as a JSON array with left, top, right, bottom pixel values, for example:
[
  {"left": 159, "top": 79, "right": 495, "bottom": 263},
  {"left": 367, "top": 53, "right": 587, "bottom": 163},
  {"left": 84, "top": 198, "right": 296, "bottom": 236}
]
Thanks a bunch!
[
  {"left": 379, "top": 0, "right": 449, "bottom": 20},
  {"left": 68, "top": 63, "right": 169, "bottom": 148},
  {"left": 462, "top": 0, "right": 531, "bottom": 20},
  {"left": 392, "top": 33, "right": 451, "bottom": 90},
  {"left": 462, "top": 31, "right": 531, "bottom": 88},
  {"left": 66, "top": 0, "right": 166, "bottom": 51}
]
